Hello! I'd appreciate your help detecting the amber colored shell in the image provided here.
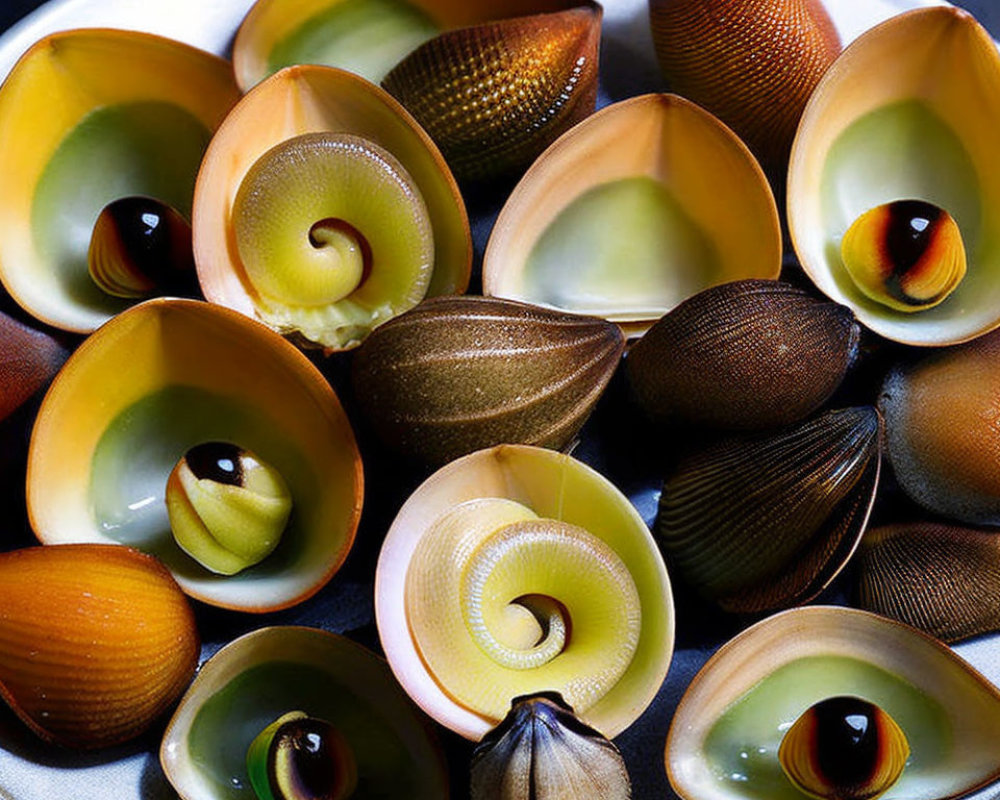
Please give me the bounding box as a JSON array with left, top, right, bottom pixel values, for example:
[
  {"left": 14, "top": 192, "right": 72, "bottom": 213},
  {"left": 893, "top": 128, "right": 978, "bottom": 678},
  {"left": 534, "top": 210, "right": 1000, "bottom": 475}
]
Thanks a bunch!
[
  {"left": 352, "top": 295, "right": 623, "bottom": 466},
  {"left": 856, "top": 523, "right": 1000, "bottom": 643},
  {"left": 0, "top": 310, "right": 68, "bottom": 422},
  {"left": 880, "top": 329, "right": 1000, "bottom": 525},
  {"left": 0, "top": 544, "right": 198, "bottom": 749},
  {"left": 382, "top": 4, "right": 601, "bottom": 183},
  {"left": 657, "top": 407, "right": 881, "bottom": 613},
  {"left": 649, "top": 0, "right": 840, "bottom": 174},
  {"left": 626, "top": 280, "right": 859, "bottom": 430}
]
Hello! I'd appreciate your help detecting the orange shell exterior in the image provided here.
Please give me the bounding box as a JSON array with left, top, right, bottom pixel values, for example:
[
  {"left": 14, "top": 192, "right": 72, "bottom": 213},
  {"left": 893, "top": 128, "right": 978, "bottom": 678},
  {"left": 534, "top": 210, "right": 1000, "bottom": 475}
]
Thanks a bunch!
[
  {"left": 0, "top": 544, "right": 199, "bottom": 749},
  {"left": 649, "top": 0, "right": 840, "bottom": 175}
]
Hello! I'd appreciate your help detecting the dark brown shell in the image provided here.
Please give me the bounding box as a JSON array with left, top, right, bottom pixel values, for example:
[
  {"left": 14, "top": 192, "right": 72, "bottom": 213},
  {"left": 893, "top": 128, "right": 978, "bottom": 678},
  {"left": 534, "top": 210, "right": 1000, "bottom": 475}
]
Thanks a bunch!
[
  {"left": 381, "top": 4, "right": 601, "bottom": 183},
  {"left": 0, "top": 309, "right": 69, "bottom": 422},
  {"left": 855, "top": 523, "right": 1000, "bottom": 643},
  {"left": 657, "top": 407, "right": 881, "bottom": 613},
  {"left": 648, "top": 0, "right": 840, "bottom": 175},
  {"left": 351, "top": 295, "right": 623, "bottom": 467},
  {"left": 625, "top": 279, "right": 859, "bottom": 431}
]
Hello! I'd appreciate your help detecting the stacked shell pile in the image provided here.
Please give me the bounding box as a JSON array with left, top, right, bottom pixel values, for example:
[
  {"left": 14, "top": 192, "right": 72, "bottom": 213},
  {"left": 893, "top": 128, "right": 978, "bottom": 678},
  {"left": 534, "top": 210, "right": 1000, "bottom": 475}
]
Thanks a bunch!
[{"left": 0, "top": 1, "right": 999, "bottom": 800}]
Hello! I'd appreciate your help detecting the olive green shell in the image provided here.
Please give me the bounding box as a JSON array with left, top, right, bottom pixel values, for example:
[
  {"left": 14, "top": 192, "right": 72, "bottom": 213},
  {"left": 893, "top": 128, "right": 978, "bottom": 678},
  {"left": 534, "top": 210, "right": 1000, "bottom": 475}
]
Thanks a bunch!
[
  {"left": 626, "top": 280, "right": 859, "bottom": 430},
  {"left": 382, "top": 4, "right": 601, "bottom": 183},
  {"left": 657, "top": 407, "right": 881, "bottom": 612},
  {"left": 351, "top": 295, "right": 623, "bottom": 466}
]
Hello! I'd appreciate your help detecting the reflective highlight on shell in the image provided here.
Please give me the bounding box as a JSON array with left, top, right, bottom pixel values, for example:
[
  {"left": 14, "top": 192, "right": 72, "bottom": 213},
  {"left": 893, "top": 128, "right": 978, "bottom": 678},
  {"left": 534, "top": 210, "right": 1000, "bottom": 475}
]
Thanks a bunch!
[
  {"left": 840, "top": 200, "right": 966, "bottom": 312},
  {"left": 382, "top": 4, "right": 602, "bottom": 183},
  {"left": 778, "top": 696, "right": 909, "bottom": 800}
]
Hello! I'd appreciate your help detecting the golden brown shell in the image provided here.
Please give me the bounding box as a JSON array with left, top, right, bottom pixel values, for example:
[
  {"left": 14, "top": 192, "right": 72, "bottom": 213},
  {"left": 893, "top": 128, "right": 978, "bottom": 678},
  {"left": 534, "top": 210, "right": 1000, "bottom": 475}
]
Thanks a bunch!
[
  {"left": 625, "top": 280, "right": 859, "bottom": 430},
  {"left": 856, "top": 523, "right": 1000, "bottom": 643},
  {"left": 382, "top": 4, "right": 601, "bottom": 183},
  {"left": 351, "top": 295, "right": 623, "bottom": 466},
  {"left": 649, "top": 0, "right": 840, "bottom": 175},
  {"left": 657, "top": 407, "right": 881, "bottom": 613},
  {"left": 0, "top": 545, "right": 198, "bottom": 749}
]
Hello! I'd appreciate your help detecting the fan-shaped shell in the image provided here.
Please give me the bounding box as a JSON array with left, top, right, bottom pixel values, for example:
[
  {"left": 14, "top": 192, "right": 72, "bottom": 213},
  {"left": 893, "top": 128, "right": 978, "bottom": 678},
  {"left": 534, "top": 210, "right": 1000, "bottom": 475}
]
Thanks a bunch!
[
  {"left": 375, "top": 444, "right": 673, "bottom": 740},
  {"left": 483, "top": 94, "right": 780, "bottom": 336},
  {"left": 27, "top": 298, "right": 363, "bottom": 612},
  {"left": 879, "top": 328, "right": 1000, "bottom": 524},
  {"left": 161, "top": 627, "right": 448, "bottom": 800},
  {"left": 856, "top": 523, "right": 1000, "bottom": 643},
  {"left": 0, "top": 28, "right": 239, "bottom": 333},
  {"left": 351, "top": 295, "right": 624, "bottom": 466},
  {"left": 0, "top": 544, "right": 197, "bottom": 749},
  {"left": 626, "top": 279, "right": 859, "bottom": 430},
  {"left": 788, "top": 7, "right": 1000, "bottom": 346},
  {"left": 193, "top": 65, "right": 470, "bottom": 351},
  {"left": 657, "top": 407, "right": 881, "bottom": 612},
  {"left": 666, "top": 607, "right": 1000, "bottom": 800},
  {"left": 649, "top": 0, "right": 840, "bottom": 175},
  {"left": 382, "top": 4, "right": 601, "bottom": 183}
]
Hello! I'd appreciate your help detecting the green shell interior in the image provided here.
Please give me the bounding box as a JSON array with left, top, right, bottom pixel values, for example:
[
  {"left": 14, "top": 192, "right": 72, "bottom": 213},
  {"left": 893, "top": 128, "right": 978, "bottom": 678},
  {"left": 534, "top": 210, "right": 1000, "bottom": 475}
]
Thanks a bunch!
[
  {"left": 187, "top": 661, "right": 438, "bottom": 798},
  {"left": 266, "top": 0, "right": 440, "bottom": 84},
  {"left": 819, "top": 100, "right": 985, "bottom": 319},
  {"left": 89, "top": 385, "right": 315, "bottom": 580},
  {"left": 521, "top": 176, "right": 721, "bottom": 319},
  {"left": 704, "top": 655, "right": 950, "bottom": 800},
  {"left": 30, "top": 101, "right": 211, "bottom": 317}
]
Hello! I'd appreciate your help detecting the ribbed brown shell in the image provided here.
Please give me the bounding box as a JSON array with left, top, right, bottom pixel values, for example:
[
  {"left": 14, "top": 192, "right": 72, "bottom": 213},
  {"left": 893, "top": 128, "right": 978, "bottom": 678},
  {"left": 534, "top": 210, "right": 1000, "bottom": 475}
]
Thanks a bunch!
[
  {"left": 0, "top": 545, "right": 199, "bottom": 749},
  {"left": 381, "top": 4, "right": 601, "bottom": 183},
  {"left": 626, "top": 280, "right": 859, "bottom": 430},
  {"left": 648, "top": 0, "right": 840, "bottom": 174},
  {"left": 657, "top": 407, "right": 881, "bottom": 613},
  {"left": 351, "top": 295, "right": 623, "bottom": 467},
  {"left": 0, "top": 310, "right": 69, "bottom": 422},
  {"left": 856, "top": 523, "right": 1000, "bottom": 643}
]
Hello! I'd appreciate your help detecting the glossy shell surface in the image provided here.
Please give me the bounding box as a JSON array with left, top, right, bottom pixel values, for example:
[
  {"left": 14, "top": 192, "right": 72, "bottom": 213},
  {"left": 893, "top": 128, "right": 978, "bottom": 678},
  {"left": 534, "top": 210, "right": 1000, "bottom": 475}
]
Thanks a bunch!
[{"left": 26, "top": 298, "right": 363, "bottom": 612}]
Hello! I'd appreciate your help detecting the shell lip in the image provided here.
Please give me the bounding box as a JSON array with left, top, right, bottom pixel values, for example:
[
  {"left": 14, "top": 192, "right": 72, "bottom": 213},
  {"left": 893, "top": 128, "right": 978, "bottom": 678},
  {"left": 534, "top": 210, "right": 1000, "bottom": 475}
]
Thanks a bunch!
[
  {"left": 787, "top": 6, "right": 1000, "bottom": 348},
  {"left": 25, "top": 297, "right": 364, "bottom": 614},
  {"left": 374, "top": 443, "right": 675, "bottom": 742},
  {"left": 0, "top": 28, "right": 238, "bottom": 334},
  {"left": 160, "top": 625, "right": 450, "bottom": 800},
  {"left": 192, "top": 63, "right": 472, "bottom": 350},
  {"left": 664, "top": 604, "right": 1000, "bottom": 800},
  {"left": 483, "top": 92, "right": 781, "bottom": 332}
]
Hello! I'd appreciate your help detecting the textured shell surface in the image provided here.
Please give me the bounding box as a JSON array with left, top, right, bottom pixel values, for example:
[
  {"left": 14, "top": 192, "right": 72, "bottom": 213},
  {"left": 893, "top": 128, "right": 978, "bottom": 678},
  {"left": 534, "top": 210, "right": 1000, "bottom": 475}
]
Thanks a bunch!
[
  {"left": 352, "top": 295, "right": 624, "bottom": 466},
  {"left": 657, "top": 407, "right": 881, "bottom": 612},
  {"left": 856, "top": 523, "right": 1000, "bottom": 643},
  {"left": 0, "top": 544, "right": 198, "bottom": 750},
  {"left": 382, "top": 3, "right": 601, "bottom": 183},
  {"left": 626, "top": 279, "right": 859, "bottom": 430},
  {"left": 649, "top": 0, "right": 840, "bottom": 174}
]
